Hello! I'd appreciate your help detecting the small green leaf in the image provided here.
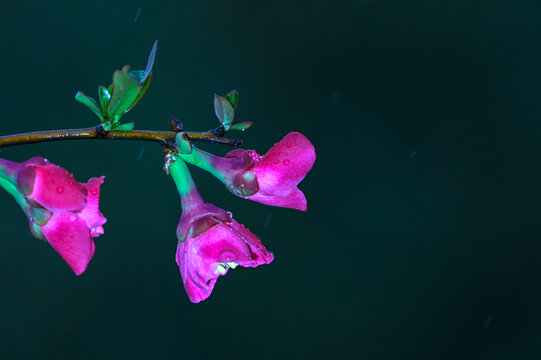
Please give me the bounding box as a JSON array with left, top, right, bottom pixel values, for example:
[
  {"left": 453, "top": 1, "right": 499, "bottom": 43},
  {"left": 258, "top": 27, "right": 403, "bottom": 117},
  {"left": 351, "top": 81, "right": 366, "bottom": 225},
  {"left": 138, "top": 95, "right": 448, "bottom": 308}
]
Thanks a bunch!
[
  {"left": 131, "top": 73, "right": 152, "bottom": 109},
  {"left": 141, "top": 41, "right": 157, "bottom": 84},
  {"left": 75, "top": 91, "right": 104, "bottom": 121},
  {"left": 129, "top": 70, "right": 145, "bottom": 83},
  {"left": 214, "top": 94, "right": 235, "bottom": 130},
  {"left": 107, "top": 65, "right": 141, "bottom": 117},
  {"left": 114, "top": 122, "right": 134, "bottom": 131},
  {"left": 229, "top": 121, "right": 253, "bottom": 131},
  {"left": 225, "top": 90, "right": 239, "bottom": 108},
  {"left": 98, "top": 86, "right": 111, "bottom": 115}
]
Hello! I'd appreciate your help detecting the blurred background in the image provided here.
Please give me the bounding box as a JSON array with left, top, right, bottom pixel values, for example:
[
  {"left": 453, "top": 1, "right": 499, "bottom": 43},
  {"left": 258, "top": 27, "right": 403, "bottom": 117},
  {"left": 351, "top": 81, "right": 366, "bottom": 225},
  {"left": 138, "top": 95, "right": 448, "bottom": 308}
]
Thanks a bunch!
[{"left": 0, "top": 1, "right": 540, "bottom": 359}]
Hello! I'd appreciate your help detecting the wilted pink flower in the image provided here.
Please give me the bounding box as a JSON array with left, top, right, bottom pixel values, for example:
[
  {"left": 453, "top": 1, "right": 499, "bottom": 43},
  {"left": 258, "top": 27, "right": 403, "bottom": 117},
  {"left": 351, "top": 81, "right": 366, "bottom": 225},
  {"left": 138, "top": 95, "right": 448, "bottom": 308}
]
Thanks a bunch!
[
  {"left": 0, "top": 157, "right": 106, "bottom": 275},
  {"left": 181, "top": 132, "right": 316, "bottom": 211}
]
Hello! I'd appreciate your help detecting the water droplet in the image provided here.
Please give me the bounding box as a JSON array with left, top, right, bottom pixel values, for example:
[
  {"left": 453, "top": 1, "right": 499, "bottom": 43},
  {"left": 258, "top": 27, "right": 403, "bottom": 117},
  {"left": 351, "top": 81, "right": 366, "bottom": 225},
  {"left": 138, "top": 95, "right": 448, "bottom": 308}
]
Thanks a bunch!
[
  {"left": 69, "top": 174, "right": 74, "bottom": 178},
  {"left": 226, "top": 211, "right": 233, "bottom": 218},
  {"left": 274, "top": 152, "right": 281, "bottom": 157},
  {"left": 91, "top": 189, "right": 97, "bottom": 195},
  {"left": 56, "top": 186, "right": 64, "bottom": 193},
  {"left": 218, "top": 250, "right": 237, "bottom": 263},
  {"left": 69, "top": 214, "right": 78, "bottom": 222},
  {"left": 273, "top": 159, "right": 279, "bottom": 165},
  {"left": 283, "top": 159, "right": 290, "bottom": 165},
  {"left": 287, "top": 142, "right": 293, "bottom": 148}
]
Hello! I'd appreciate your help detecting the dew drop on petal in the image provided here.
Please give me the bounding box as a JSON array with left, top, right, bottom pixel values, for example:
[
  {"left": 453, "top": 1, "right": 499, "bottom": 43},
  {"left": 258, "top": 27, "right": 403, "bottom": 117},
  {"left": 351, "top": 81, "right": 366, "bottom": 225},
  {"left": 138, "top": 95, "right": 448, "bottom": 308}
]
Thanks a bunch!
[
  {"left": 69, "top": 214, "right": 78, "bottom": 222},
  {"left": 287, "top": 142, "right": 293, "bottom": 148},
  {"left": 283, "top": 159, "right": 290, "bottom": 165},
  {"left": 56, "top": 186, "right": 64, "bottom": 193},
  {"left": 91, "top": 189, "right": 97, "bottom": 195},
  {"left": 273, "top": 159, "right": 279, "bottom": 164},
  {"left": 218, "top": 250, "right": 238, "bottom": 263}
]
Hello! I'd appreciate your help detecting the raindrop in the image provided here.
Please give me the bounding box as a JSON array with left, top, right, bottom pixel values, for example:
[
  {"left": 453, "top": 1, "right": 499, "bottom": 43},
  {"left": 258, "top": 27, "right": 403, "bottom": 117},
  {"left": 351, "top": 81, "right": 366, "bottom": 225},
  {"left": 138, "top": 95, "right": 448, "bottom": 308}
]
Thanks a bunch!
[
  {"left": 218, "top": 250, "right": 237, "bottom": 263},
  {"left": 273, "top": 159, "right": 279, "bottom": 165},
  {"left": 69, "top": 214, "right": 78, "bottom": 222},
  {"left": 91, "top": 189, "right": 97, "bottom": 195},
  {"left": 287, "top": 142, "right": 293, "bottom": 148},
  {"left": 56, "top": 186, "right": 64, "bottom": 193},
  {"left": 283, "top": 159, "right": 290, "bottom": 165}
]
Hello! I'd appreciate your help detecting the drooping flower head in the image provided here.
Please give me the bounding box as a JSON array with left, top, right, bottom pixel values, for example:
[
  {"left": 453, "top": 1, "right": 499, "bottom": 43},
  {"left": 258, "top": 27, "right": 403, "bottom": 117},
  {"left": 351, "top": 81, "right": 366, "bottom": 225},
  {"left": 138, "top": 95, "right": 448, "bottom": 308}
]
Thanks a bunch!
[
  {"left": 0, "top": 157, "right": 106, "bottom": 275},
  {"left": 177, "top": 132, "right": 316, "bottom": 211},
  {"left": 169, "top": 156, "right": 274, "bottom": 303}
]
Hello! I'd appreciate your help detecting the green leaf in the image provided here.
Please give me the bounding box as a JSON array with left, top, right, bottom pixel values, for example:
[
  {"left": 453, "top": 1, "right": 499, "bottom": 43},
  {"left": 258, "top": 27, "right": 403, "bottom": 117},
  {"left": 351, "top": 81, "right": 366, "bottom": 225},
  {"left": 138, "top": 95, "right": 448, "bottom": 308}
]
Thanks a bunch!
[
  {"left": 142, "top": 41, "right": 157, "bottom": 84},
  {"left": 114, "top": 122, "right": 134, "bottom": 131},
  {"left": 229, "top": 121, "right": 253, "bottom": 131},
  {"left": 75, "top": 91, "right": 104, "bottom": 121},
  {"left": 98, "top": 86, "right": 111, "bottom": 115},
  {"left": 225, "top": 90, "right": 239, "bottom": 108},
  {"left": 214, "top": 94, "right": 235, "bottom": 130},
  {"left": 107, "top": 65, "right": 141, "bottom": 117},
  {"left": 129, "top": 70, "right": 145, "bottom": 83},
  {"left": 131, "top": 73, "right": 152, "bottom": 109}
]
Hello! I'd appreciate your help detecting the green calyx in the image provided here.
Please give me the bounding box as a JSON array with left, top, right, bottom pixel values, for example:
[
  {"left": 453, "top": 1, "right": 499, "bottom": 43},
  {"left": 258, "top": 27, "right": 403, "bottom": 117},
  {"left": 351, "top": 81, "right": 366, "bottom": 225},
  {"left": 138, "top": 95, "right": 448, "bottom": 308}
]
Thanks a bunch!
[
  {"left": 75, "top": 41, "right": 157, "bottom": 131},
  {"left": 0, "top": 167, "right": 52, "bottom": 240}
]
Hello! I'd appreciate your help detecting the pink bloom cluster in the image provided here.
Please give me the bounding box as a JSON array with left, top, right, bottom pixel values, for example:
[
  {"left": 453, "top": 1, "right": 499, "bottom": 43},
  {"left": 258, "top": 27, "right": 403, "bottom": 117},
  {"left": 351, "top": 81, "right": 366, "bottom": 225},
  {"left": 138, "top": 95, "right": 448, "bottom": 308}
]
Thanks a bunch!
[
  {"left": 0, "top": 132, "right": 315, "bottom": 303},
  {"left": 174, "top": 132, "right": 315, "bottom": 302}
]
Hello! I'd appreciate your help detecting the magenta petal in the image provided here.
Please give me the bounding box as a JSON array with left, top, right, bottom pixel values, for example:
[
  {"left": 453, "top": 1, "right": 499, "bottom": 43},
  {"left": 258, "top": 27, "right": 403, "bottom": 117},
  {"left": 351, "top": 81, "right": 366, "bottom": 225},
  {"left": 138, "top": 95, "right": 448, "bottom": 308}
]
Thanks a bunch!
[
  {"left": 253, "top": 132, "right": 315, "bottom": 196},
  {"left": 29, "top": 164, "right": 87, "bottom": 212},
  {"left": 79, "top": 176, "right": 107, "bottom": 235},
  {"left": 176, "top": 241, "right": 217, "bottom": 303},
  {"left": 40, "top": 213, "right": 96, "bottom": 275},
  {"left": 227, "top": 220, "right": 274, "bottom": 265},
  {"left": 248, "top": 187, "right": 308, "bottom": 211},
  {"left": 176, "top": 218, "right": 274, "bottom": 303}
]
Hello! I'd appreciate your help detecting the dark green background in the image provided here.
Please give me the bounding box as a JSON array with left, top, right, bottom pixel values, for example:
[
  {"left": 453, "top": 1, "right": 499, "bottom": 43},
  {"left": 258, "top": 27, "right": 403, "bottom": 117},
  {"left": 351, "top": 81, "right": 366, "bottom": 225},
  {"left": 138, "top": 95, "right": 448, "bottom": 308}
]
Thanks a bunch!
[{"left": 0, "top": 1, "right": 540, "bottom": 359}]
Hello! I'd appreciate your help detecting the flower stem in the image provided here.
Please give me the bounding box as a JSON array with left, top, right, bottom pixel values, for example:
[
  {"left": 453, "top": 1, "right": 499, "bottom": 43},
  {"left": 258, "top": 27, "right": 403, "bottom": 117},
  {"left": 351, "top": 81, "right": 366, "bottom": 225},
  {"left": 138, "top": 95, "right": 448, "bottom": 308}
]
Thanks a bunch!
[
  {"left": 169, "top": 156, "right": 203, "bottom": 210},
  {"left": 0, "top": 126, "right": 242, "bottom": 150},
  {"left": 177, "top": 148, "right": 226, "bottom": 183}
]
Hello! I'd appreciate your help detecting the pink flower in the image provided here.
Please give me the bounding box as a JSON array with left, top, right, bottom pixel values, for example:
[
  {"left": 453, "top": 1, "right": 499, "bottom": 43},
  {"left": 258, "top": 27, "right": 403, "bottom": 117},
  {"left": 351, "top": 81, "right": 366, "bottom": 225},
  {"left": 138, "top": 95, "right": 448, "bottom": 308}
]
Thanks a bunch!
[
  {"left": 0, "top": 157, "right": 106, "bottom": 275},
  {"left": 175, "top": 192, "right": 274, "bottom": 303},
  {"left": 181, "top": 132, "right": 316, "bottom": 211}
]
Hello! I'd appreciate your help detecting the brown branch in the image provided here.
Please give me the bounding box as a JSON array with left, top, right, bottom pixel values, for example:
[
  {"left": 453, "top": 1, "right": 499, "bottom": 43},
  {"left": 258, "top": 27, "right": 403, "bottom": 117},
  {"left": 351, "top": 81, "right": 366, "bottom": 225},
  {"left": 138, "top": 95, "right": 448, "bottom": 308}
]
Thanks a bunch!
[{"left": 0, "top": 126, "right": 242, "bottom": 150}]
